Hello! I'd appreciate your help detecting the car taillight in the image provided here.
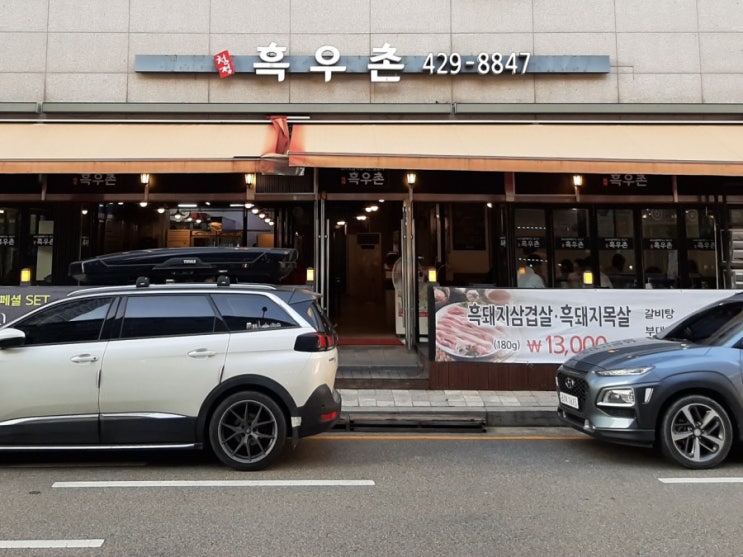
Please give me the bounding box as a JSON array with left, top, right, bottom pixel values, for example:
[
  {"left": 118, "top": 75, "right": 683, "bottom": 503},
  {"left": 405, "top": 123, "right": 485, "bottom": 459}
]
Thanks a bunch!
[{"left": 294, "top": 332, "right": 336, "bottom": 352}]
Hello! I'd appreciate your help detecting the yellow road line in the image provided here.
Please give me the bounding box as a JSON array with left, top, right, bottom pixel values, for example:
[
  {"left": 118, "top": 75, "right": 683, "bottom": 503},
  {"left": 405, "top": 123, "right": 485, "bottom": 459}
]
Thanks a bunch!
[{"left": 312, "top": 434, "right": 588, "bottom": 441}]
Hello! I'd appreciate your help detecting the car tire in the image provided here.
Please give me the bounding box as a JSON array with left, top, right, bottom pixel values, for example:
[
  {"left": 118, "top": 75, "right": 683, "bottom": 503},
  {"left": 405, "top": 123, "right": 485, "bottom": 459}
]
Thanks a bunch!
[
  {"left": 660, "top": 394, "right": 733, "bottom": 469},
  {"left": 208, "top": 391, "right": 287, "bottom": 471}
]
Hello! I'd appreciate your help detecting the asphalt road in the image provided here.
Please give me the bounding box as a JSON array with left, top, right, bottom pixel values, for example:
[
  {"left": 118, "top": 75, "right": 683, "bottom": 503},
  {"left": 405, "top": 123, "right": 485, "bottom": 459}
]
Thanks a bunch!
[{"left": 2, "top": 428, "right": 743, "bottom": 556}]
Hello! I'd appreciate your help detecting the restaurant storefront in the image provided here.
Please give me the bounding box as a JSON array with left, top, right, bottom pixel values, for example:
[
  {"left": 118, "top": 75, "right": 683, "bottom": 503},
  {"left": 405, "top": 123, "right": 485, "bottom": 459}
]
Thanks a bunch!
[{"left": 2, "top": 1, "right": 743, "bottom": 388}]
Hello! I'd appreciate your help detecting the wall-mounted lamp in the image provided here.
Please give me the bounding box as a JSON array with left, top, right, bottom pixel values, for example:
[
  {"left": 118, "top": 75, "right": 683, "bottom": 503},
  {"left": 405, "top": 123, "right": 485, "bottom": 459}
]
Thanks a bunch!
[
  {"left": 140, "top": 173, "right": 150, "bottom": 185},
  {"left": 20, "top": 267, "right": 32, "bottom": 286},
  {"left": 583, "top": 270, "right": 594, "bottom": 286},
  {"left": 572, "top": 174, "right": 584, "bottom": 187},
  {"left": 427, "top": 267, "right": 438, "bottom": 283},
  {"left": 406, "top": 172, "right": 417, "bottom": 187},
  {"left": 245, "top": 173, "right": 257, "bottom": 201},
  {"left": 306, "top": 267, "right": 315, "bottom": 284}
]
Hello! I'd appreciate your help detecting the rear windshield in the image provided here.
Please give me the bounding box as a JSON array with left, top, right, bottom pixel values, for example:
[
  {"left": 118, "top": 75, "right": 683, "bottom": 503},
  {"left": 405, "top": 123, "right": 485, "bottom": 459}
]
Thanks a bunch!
[{"left": 291, "top": 299, "right": 333, "bottom": 334}]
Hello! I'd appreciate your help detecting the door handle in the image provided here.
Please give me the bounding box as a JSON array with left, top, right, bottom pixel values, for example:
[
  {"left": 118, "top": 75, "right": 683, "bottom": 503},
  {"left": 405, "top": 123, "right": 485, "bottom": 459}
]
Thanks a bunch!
[
  {"left": 70, "top": 354, "right": 98, "bottom": 363},
  {"left": 187, "top": 349, "right": 217, "bottom": 358}
]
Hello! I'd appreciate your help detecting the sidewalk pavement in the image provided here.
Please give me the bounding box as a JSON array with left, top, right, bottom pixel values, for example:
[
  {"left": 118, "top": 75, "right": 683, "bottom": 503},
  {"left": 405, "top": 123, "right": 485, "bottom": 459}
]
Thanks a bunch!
[
  {"left": 334, "top": 345, "right": 562, "bottom": 429},
  {"left": 336, "top": 389, "right": 561, "bottom": 429}
]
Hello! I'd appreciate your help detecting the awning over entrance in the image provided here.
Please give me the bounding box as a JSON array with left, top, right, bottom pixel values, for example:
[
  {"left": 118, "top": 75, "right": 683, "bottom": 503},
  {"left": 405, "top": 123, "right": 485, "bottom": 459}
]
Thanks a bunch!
[
  {"left": 0, "top": 122, "right": 278, "bottom": 173},
  {"left": 288, "top": 123, "right": 743, "bottom": 176}
]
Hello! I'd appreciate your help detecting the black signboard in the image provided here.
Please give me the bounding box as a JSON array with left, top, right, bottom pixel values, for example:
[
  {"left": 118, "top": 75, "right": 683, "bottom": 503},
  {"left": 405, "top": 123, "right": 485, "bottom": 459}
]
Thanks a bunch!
[
  {"left": 689, "top": 238, "right": 716, "bottom": 250},
  {"left": 557, "top": 237, "right": 587, "bottom": 249},
  {"left": 645, "top": 238, "right": 676, "bottom": 250},
  {"left": 602, "top": 237, "right": 633, "bottom": 250},
  {"left": 32, "top": 235, "right": 53, "bottom": 247},
  {"left": 516, "top": 173, "right": 673, "bottom": 196},
  {"left": 515, "top": 237, "right": 544, "bottom": 250}
]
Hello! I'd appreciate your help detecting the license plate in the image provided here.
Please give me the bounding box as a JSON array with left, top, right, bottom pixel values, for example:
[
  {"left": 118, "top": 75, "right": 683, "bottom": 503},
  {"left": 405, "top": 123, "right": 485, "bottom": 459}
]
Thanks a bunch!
[{"left": 559, "top": 391, "right": 579, "bottom": 409}]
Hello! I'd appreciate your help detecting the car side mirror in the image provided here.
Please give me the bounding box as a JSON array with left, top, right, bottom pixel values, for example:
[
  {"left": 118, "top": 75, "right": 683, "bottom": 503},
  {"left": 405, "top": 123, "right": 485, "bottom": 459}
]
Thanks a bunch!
[{"left": 0, "top": 328, "right": 26, "bottom": 349}]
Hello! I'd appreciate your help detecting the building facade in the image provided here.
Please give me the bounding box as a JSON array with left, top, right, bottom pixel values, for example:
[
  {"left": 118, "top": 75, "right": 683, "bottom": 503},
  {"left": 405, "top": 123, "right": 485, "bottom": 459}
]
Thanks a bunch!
[{"left": 1, "top": 1, "right": 743, "bottom": 384}]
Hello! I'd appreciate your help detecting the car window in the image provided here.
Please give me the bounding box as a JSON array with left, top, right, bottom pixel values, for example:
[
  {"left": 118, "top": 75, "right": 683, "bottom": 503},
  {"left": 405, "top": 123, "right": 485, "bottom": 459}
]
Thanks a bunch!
[
  {"left": 659, "top": 302, "right": 743, "bottom": 344},
  {"left": 291, "top": 299, "right": 333, "bottom": 334},
  {"left": 211, "top": 293, "right": 298, "bottom": 332},
  {"left": 120, "top": 295, "right": 225, "bottom": 339},
  {"left": 14, "top": 297, "right": 113, "bottom": 345}
]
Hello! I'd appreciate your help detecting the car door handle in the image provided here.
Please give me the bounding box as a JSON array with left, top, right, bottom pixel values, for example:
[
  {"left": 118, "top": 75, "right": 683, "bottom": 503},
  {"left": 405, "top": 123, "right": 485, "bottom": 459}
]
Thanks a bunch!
[
  {"left": 187, "top": 349, "right": 217, "bottom": 358},
  {"left": 70, "top": 354, "right": 98, "bottom": 363}
]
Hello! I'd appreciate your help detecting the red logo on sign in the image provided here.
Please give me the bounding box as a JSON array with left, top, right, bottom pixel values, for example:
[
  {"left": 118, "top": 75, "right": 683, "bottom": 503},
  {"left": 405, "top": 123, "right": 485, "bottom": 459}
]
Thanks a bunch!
[{"left": 213, "top": 50, "right": 234, "bottom": 78}]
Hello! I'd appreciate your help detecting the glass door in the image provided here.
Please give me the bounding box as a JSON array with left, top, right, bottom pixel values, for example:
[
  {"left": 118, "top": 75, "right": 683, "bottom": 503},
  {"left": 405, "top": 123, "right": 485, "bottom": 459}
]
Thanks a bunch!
[
  {"left": 684, "top": 208, "right": 718, "bottom": 288},
  {"left": 597, "top": 208, "right": 637, "bottom": 288},
  {"left": 641, "top": 208, "right": 679, "bottom": 289},
  {"left": 553, "top": 208, "right": 591, "bottom": 288}
]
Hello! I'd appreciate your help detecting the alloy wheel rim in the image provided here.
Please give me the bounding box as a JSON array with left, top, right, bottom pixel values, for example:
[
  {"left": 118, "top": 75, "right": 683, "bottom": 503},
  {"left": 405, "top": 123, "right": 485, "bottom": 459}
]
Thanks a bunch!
[
  {"left": 218, "top": 400, "right": 278, "bottom": 464},
  {"left": 670, "top": 403, "right": 726, "bottom": 463}
]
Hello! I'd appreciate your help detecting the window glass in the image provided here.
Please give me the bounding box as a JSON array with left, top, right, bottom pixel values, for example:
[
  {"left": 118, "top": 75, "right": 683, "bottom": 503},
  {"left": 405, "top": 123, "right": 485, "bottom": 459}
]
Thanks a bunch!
[
  {"left": 659, "top": 302, "right": 743, "bottom": 345},
  {"left": 641, "top": 208, "right": 679, "bottom": 288},
  {"left": 514, "top": 208, "right": 547, "bottom": 288},
  {"left": 15, "top": 297, "right": 113, "bottom": 345},
  {"left": 291, "top": 299, "right": 332, "bottom": 334},
  {"left": 597, "top": 209, "right": 636, "bottom": 289},
  {"left": 212, "top": 293, "right": 298, "bottom": 332},
  {"left": 553, "top": 208, "right": 591, "bottom": 288},
  {"left": 684, "top": 208, "right": 718, "bottom": 289},
  {"left": 120, "top": 295, "right": 223, "bottom": 339}
]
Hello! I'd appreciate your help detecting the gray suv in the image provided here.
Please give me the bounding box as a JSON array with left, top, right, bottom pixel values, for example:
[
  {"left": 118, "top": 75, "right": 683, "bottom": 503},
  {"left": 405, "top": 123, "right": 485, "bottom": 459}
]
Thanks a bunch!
[
  {"left": 557, "top": 293, "right": 743, "bottom": 469},
  {"left": 0, "top": 277, "right": 340, "bottom": 471}
]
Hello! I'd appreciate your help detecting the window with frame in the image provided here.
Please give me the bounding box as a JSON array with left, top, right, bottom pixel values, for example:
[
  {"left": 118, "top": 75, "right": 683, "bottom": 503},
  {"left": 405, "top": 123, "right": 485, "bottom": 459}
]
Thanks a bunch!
[
  {"left": 119, "top": 295, "right": 225, "bottom": 339},
  {"left": 14, "top": 297, "right": 113, "bottom": 345},
  {"left": 212, "top": 293, "right": 298, "bottom": 332}
]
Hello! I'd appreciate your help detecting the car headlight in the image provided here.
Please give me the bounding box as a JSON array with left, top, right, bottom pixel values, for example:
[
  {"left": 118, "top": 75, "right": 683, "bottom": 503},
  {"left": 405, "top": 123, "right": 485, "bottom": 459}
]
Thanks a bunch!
[
  {"left": 595, "top": 366, "right": 653, "bottom": 376},
  {"left": 598, "top": 388, "right": 635, "bottom": 407}
]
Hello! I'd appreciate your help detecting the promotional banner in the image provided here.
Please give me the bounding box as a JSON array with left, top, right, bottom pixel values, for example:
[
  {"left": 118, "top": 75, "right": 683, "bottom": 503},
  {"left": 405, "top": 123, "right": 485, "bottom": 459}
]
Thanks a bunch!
[
  {"left": 0, "top": 287, "right": 79, "bottom": 326},
  {"left": 432, "top": 287, "right": 735, "bottom": 364}
]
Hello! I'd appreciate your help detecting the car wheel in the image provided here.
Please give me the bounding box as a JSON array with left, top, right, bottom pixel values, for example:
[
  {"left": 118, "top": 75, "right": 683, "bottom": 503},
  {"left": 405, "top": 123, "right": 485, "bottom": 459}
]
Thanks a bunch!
[
  {"left": 660, "top": 395, "right": 733, "bottom": 469},
  {"left": 209, "top": 391, "right": 287, "bottom": 471}
]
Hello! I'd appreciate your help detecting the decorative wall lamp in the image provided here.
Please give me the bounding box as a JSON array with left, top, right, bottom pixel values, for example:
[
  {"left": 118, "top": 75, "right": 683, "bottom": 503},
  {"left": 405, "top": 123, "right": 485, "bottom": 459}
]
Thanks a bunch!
[
  {"left": 406, "top": 172, "right": 417, "bottom": 187},
  {"left": 572, "top": 174, "right": 583, "bottom": 202},
  {"left": 140, "top": 173, "right": 150, "bottom": 207},
  {"left": 245, "top": 172, "right": 257, "bottom": 201}
]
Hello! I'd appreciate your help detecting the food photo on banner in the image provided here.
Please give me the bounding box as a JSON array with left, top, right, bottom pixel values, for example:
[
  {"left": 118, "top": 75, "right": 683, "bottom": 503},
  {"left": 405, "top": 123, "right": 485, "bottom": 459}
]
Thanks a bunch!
[{"left": 431, "top": 287, "right": 735, "bottom": 364}]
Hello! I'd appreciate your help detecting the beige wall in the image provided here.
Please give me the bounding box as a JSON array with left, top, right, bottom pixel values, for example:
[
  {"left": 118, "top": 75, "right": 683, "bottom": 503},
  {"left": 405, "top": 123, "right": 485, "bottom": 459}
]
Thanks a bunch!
[{"left": 1, "top": 0, "right": 742, "bottom": 106}]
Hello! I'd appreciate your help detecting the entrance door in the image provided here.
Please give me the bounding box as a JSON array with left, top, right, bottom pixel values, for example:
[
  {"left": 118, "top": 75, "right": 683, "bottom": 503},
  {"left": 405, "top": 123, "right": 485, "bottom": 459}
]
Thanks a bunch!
[{"left": 323, "top": 200, "right": 403, "bottom": 341}]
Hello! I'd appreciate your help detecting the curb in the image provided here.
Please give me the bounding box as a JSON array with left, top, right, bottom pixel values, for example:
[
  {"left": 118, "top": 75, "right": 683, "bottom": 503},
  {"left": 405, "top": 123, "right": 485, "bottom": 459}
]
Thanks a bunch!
[{"left": 338, "top": 406, "right": 561, "bottom": 430}]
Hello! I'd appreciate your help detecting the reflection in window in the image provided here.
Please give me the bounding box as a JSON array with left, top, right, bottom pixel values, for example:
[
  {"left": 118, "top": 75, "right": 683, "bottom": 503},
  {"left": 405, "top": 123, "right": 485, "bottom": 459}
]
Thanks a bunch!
[
  {"left": 120, "top": 295, "right": 224, "bottom": 338},
  {"left": 685, "top": 208, "right": 718, "bottom": 288},
  {"left": 553, "top": 208, "right": 590, "bottom": 288},
  {"left": 15, "top": 297, "right": 113, "bottom": 345},
  {"left": 514, "top": 208, "right": 547, "bottom": 288},
  {"left": 598, "top": 209, "right": 636, "bottom": 289},
  {"left": 641, "top": 208, "right": 678, "bottom": 289},
  {"left": 212, "top": 294, "right": 297, "bottom": 331}
]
